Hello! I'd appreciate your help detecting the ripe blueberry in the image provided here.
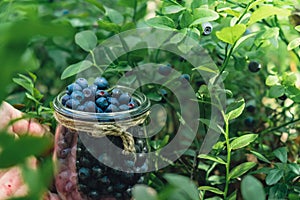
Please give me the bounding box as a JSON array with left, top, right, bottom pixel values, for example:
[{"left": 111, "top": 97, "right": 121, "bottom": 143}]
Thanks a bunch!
[
  {"left": 76, "top": 105, "right": 85, "bottom": 112},
  {"left": 119, "top": 104, "right": 130, "bottom": 111},
  {"left": 84, "top": 101, "right": 97, "bottom": 112},
  {"left": 78, "top": 167, "right": 91, "bottom": 180},
  {"left": 96, "top": 90, "right": 109, "bottom": 98},
  {"left": 278, "top": 94, "right": 287, "bottom": 101},
  {"left": 92, "top": 166, "right": 103, "bottom": 178},
  {"left": 94, "top": 77, "right": 109, "bottom": 90},
  {"left": 88, "top": 191, "right": 100, "bottom": 199},
  {"left": 108, "top": 97, "right": 120, "bottom": 106},
  {"left": 66, "top": 83, "right": 82, "bottom": 94},
  {"left": 105, "top": 104, "right": 119, "bottom": 113},
  {"left": 128, "top": 99, "right": 138, "bottom": 109},
  {"left": 202, "top": 22, "right": 213, "bottom": 35},
  {"left": 65, "top": 99, "right": 80, "bottom": 109},
  {"left": 97, "top": 107, "right": 103, "bottom": 113},
  {"left": 159, "top": 89, "right": 167, "bottom": 97},
  {"left": 119, "top": 93, "right": 131, "bottom": 104},
  {"left": 244, "top": 116, "right": 255, "bottom": 127},
  {"left": 71, "top": 91, "right": 84, "bottom": 102},
  {"left": 75, "top": 78, "right": 89, "bottom": 89},
  {"left": 96, "top": 97, "right": 109, "bottom": 109},
  {"left": 246, "top": 105, "right": 256, "bottom": 113},
  {"left": 111, "top": 88, "right": 122, "bottom": 98},
  {"left": 82, "top": 88, "right": 93, "bottom": 99},
  {"left": 248, "top": 61, "right": 261, "bottom": 73},
  {"left": 61, "top": 94, "right": 70, "bottom": 106},
  {"left": 179, "top": 74, "right": 190, "bottom": 83},
  {"left": 158, "top": 64, "right": 172, "bottom": 76}
]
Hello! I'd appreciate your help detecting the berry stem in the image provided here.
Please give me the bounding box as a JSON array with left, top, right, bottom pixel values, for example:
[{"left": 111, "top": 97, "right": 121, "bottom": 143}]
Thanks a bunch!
[{"left": 224, "top": 120, "right": 231, "bottom": 199}]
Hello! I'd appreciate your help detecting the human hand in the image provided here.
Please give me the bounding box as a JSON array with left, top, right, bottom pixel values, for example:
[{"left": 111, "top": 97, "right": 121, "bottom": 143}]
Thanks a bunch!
[{"left": 0, "top": 101, "right": 60, "bottom": 200}]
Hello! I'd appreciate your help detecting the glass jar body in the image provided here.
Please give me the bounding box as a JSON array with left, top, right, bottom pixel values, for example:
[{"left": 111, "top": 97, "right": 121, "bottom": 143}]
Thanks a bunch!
[{"left": 53, "top": 88, "right": 150, "bottom": 200}]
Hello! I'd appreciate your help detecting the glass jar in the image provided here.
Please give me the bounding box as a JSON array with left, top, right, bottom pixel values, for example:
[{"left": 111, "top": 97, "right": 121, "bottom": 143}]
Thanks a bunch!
[{"left": 53, "top": 86, "right": 151, "bottom": 200}]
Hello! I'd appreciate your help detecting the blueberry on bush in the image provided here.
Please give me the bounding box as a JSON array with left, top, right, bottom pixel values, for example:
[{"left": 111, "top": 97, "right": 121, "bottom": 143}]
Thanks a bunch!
[
  {"left": 158, "top": 64, "right": 172, "bottom": 76},
  {"left": 244, "top": 116, "right": 255, "bottom": 127},
  {"left": 202, "top": 22, "right": 213, "bottom": 35},
  {"left": 248, "top": 61, "right": 261, "bottom": 73},
  {"left": 179, "top": 74, "right": 190, "bottom": 83},
  {"left": 246, "top": 105, "right": 256, "bottom": 113},
  {"left": 278, "top": 94, "right": 287, "bottom": 101}
]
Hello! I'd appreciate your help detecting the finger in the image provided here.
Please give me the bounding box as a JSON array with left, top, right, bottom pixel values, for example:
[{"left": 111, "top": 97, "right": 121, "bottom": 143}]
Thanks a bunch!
[
  {"left": 13, "top": 118, "right": 48, "bottom": 137},
  {"left": 0, "top": 167, "right": 25, "bottom": 200},
  {"left": 12, "top": 184, "right": 27, "bottom": 197}
]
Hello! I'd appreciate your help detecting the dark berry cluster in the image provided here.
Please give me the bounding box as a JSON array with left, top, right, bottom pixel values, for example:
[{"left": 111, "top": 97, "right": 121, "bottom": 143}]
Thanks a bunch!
[
  {"left": 76, "top": 127, "right": 148, "bottom": 200},
  {"left": 61, "top": 77, "right": 138, "bottom": 113}
]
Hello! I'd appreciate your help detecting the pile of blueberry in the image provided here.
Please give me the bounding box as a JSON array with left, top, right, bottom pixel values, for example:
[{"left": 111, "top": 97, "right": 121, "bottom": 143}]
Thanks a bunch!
[
  {"left": 76, "top": 127, "right": 148, "bottom": 200},
  {"left": 61, "top": 77, "right": 138, "bottom": 113}
]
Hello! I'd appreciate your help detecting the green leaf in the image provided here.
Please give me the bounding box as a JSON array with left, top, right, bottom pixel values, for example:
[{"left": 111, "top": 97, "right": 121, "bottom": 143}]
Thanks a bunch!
[
  {"left": 146, "top": 16, "right": 176, "bottom": 30},
  {"left": 282, "top": 72, "right": 297, "bottom": 86},
  {"left": 132, "top": 185, "right": 158, "bottom": 200},
  {"left": 225, "top": 98, "right": 245, "bottom": 121},
  {"left": 295, "top": 25, "right": 300, "bottom": 32},
  {"left": 0, "top": 134, "right": 52, "bottom": 168},
  {"left": 191, "top": 8, "right": 219, "bottom": 26},
  {"left": 61, "top": 60, "right": 93, "bottom": 80},
  {"left": 265, "top": 75, "right": 279, "bottom": 86},
  {"left": 269, "top": 85, "right": 285, "bottom": 98},
  {"left": 85, "top": 0, "right": 105, "bottom": 12},
  {"left": 233, "top": 32, "right": 257, "bottom": 52},
  {"left": 255, "top": 28, "right": 280, "bottom": 48},
  {"left": 198, "top": 154, "right": 226, "bottom": 165},
  {"left": 229, "top": 162, "right": 257, "bottom": 179},
  {"left": 288, "top": 163, "right": 300, "bottom": 175},
  {"left": 269, "top": 183, "right": 288, "bottom": 199},
  {"left": 286, "top": 86, "right": 300, "bottom": 102},
  {"left": 250, "top": 150, "right": 271, "bottom": 164},
  {"left": 105, "top": 7, "right": 124, "bottom": 24},
  {"left": 162, "top": 5, "right": 186, "bottom": 14},
  {"left": 170, "top": 29, "right": 187, "bottom": 44},
  {"left": 199, "top": 118, "right": 225, "bottom": 135},
  {"left": 199, "top": 186, "right": 224, "bottom": 195},
  {"left": 147, "top": 92, "right": 162, "bottom": 102},
  {"left": 98, "top": 20, "right": 120, "bottom": 33},
  {"left": 216, "top": 24, "right": 246, "bottom": 45},
  {"left": 194, "top": 66, "right": 218, "bottom": 74},
  {"left": 180, "top": 11, "right": 193, "bottom": 28},
  {"left": 273, "top": 147, "right": 287, "bottom": 163},
  {"left": 25, "top": 93, "right": 41, "bottom": 104},
  {"left": 21, "top": 158, "right": 54, "bottom": 198},
  {"left": 241, "top": 175, "right": 266, "bottom": 200},
  {"left": 266, "top": 169, "right": 284, "bottom": 185},
  {"left": 75, "top": 30, "right": 97, "bottom": 52},
  {"left": 248, "top": 6, "right": 291, "bottom": 25},
  {"left": 287, "top": 38, "right": 300, "bottom": 50},
  {"left": 13, "top": 77, "right": 33, "bottom": 94},
  {"left": 163, "top": 174, "right": 199, "bottom": 200},
  {"left": 230, "top": 134, "right": 258, "bottom": 150}
]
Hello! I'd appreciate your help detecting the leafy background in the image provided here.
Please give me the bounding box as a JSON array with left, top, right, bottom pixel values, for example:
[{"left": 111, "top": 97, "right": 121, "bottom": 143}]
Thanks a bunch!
[{"left": 0, "top": 0, "right": 299, "bottom": 200}]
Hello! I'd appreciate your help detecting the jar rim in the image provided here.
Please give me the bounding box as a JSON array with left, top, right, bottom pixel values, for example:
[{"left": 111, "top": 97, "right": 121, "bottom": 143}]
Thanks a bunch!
[{"left": 53, "top": 85, "right": 151, "bottom": 122}]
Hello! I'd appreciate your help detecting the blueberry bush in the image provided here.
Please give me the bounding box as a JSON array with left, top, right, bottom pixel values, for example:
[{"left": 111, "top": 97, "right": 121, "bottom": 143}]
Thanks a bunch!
[{"left": 0, "top": 0, "right": 300, "bottom": 200}]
